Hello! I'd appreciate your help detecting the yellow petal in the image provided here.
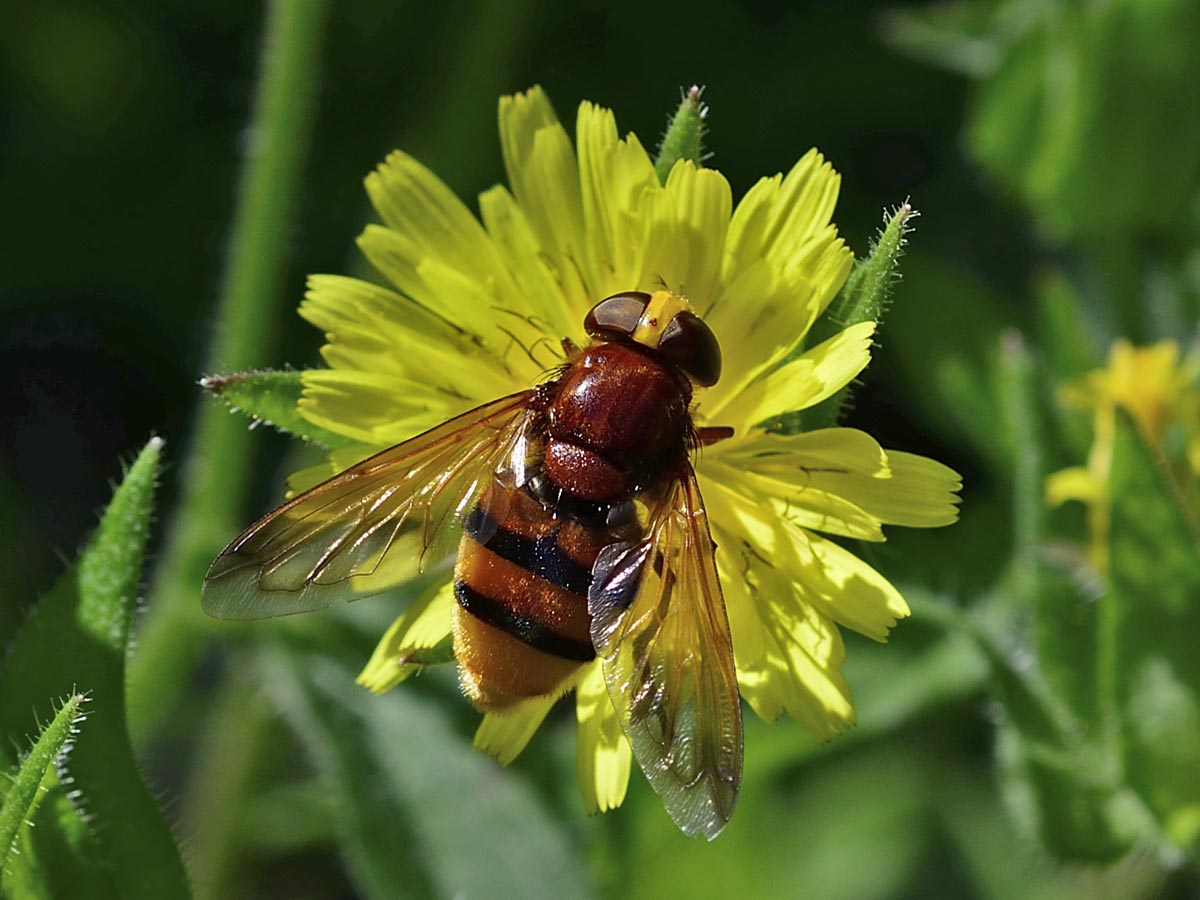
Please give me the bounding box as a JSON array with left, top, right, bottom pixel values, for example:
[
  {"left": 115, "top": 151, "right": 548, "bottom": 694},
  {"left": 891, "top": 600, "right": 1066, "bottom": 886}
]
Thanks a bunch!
[
  {"left": 499, "top": 88, "right": 588, "bottom": 304},
  {"left": 722, "top": 149, "right": 842, "bottom": 287},
  {"left": 721, "top": 427, "right": 889, "bottom": 476},
  {"left": 703, "top": 474, "right": 908, "bottom": 641},
  {"left": 658, "top": 161, "right": 732, "bottom": 302},
  {"left": 767, "top": 154, "right": 843, "bottom": 258},
  {"left": 714, "top": 429, "right": 961, "bottom": 530},
  {"left": 622, "top": 166, "right": 734, "bottom": 300},
  {"left": 300, "top": 274, "right": 506, "bottom": 401},
  {"left": 474, "top": 694, "right": 557, "bottom": 765},
  {"left": 286, "top": 459, "right": 338, "bottom": 496},
  {"left": 720, "top": 322, "right": 875, "bottom": 429},
  {"left": 717, "top": 150, "right": 853, "bottom": 334},
  {"left": 795, "top": 228, "right": 855, "bottom": 319},
  {"left": 357, "top": 581, "right": 454, "bottom": 694},
  {"left": 478, "top": 185, "right": 578, "bottom": 339},
  {"left": 707, "top": 501, "right": 855, "bottom": 738},
  {"left": 860, "top": 450, "right": 962, "bottom": 528},
  {"left": 1045, "top": 466, "right": 1101, "bottom": 507},
  {"left": 576, "top": 101, "right": 621, "bottom": 294},
  {"left": 575, "top": 661, "right": 632, "bottom": 814},
  {"left": 575, "top": 100, "right": 662, "bottom": 301},
  {"left": 795, "top": 528, "right": 910, "bottom": 641},
  {"left": 299, "top": 368, "right": 466, "bottom": 447},
  {"left": 356, "top": 224, "right": 548, "bottom": 381},
  {"left": 719, "top": 172, "right": 783, "bottom": 288},
  {"left": 365, "top": 151, "right": 504, "bottom": 289},
  {"left": 707, "top": 461, "right": 885, "bottom": 541},
  {"left": 302, "top": 274, "right": 465, "bottom": 352},
  {"left": 601, "top": 133, "right": 660, "bottom": 290},
  {"left": 698, "top": 259, "right": 814, "bottom": 420}
]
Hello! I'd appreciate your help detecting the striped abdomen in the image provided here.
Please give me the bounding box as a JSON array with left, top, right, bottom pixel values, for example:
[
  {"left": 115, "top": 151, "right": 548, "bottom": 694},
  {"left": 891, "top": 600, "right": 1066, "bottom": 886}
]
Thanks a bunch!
[{"left": 452, "top": 479, "right": 631, "bottom": 709}]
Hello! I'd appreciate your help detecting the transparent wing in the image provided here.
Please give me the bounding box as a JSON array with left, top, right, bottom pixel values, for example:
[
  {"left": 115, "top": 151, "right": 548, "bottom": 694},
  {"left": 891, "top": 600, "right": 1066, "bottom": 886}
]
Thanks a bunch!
[
  {"left": 203, "top": 392, "right": 536, "bottom": 619},
  {"left": 588, "top": 461, "right": 743, "bottom": 840}
]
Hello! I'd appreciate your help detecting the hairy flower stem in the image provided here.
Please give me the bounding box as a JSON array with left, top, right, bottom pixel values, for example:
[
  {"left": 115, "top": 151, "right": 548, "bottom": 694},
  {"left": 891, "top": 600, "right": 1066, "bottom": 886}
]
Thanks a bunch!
[{"left": 128, "top": 0, "right": 331, "bottom": 742}]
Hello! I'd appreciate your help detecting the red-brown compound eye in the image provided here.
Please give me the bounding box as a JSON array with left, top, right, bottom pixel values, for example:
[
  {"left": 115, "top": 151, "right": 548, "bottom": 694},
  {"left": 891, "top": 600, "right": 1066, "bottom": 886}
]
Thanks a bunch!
[
  {"left": 584, "top": 292, "right": 651, "bottom": 341},
  {"left": 657, "top": 311, "right": 722, "bottom": 386}
]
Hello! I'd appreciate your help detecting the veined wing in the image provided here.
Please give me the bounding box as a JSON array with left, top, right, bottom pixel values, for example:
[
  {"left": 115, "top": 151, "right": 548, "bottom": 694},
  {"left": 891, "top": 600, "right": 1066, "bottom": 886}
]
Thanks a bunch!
[
  {"left": 588, "top": 461, "right": 742, "bottom": 840},
  {"left": 203, "top": 392, "right": 536, "bottom": 619}
]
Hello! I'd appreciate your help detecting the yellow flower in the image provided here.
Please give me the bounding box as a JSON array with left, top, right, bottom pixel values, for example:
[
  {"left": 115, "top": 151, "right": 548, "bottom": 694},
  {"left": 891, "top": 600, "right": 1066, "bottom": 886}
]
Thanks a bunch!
[
  {"left": 1047, "top": 339, "right": 1200, "bottom": 571},
  {"left": 299, "top": 87, "right": 961, "bottom": 816}
]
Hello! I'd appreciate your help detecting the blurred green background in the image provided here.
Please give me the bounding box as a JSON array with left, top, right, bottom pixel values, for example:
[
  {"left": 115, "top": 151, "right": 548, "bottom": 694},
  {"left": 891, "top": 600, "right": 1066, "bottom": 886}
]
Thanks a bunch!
[{"left": 2, "top": 1, "right": 1199, "bottom": 898}]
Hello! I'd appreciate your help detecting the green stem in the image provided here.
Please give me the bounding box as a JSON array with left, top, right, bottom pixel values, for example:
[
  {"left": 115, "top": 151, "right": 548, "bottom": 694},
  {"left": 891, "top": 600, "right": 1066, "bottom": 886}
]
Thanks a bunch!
[
  {"left": 183, "top": 657, "right": 273, "bottom": 900},
  {"left": 128, "top": 0, "right": 331, "bottom": 742},
  {"left": 998, "top": 329, "right": 1042, "bottom": 606}
]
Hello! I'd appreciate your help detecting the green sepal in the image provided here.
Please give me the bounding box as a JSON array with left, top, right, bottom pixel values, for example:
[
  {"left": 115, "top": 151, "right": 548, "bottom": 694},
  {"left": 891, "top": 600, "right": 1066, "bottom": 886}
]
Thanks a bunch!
[
  {"left": 202, "top": 369, "right": 359, "bottom": 450},
  {"left": 819, "top": 201, "right": 915, "bottom": 342},
  {"left": 0, "top": 693, "right": 87, "bottom": 879},
  {"left": 653, "top": 85, "right": 707, "bottom": 183},
  {"left": 799, "top": 201, "right": 916, "bottom": 429},
  {"left": 0, "top": 438, "right": 190, "bottom": 899}
]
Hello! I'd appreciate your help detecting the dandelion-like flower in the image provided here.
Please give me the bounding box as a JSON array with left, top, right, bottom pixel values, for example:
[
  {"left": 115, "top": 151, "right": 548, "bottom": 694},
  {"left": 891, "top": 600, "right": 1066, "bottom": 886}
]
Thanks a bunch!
[
  {"left": 238, "top": 87, "right": 960, "bottom": 834},
  {"left": 1047, "top": 339, "right": 1200, "bottom": 571}
]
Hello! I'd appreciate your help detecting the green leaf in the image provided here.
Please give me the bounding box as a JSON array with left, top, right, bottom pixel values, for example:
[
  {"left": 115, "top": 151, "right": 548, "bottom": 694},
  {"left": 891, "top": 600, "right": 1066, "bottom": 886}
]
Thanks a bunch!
[
  {"left": 1033, "top": 270, "right": 1097, "bottom": 460},
  {"left": 935, "top": 766, "right": 1145, "bottom": 900},
  {"left": 851, "top": 611, "right": 990, "bottom": 736},
  {"left": 262, "top": 643, "right": 594, "bottom": 900},
  {"left": 971, "top": 596, "right": 1136, "bottom": 861},
  {"left": 977, "top": 631, "right": 1072, "bottom": 749},
  {"left": 976, "top": 405, "right": 1200, "bottom": 861},
  {"left": 237, "top": 780, "right": 338, "bottom": 855},
  {"left": 1033, "top": 556, "right": 1103, "bottom": 730},
  {"left": 882, "top": 2, "right": 1014, "bottom": 78},
  {"left": 0, "top": 438, "right": 190, "bottom": 899},
  {"left": 1109, "top": 411, "right": 1200, "bottom": 850},
  {"left": 624, "top": 741, "right": 931, "bottom": 900},
  {"left": 1034, "top": 270, "right": 1102, "bottom": 381},
  {"left": 201, "top": 369, "right": 358, "bottom": 450},
  {"left": 984, "top": 636, "right": 1136, "bottom": 862},
  {"left": 0, "top": 693, "right": 86, "bottom": 880},
  {"left": 653, "top": 85, "right": 707, "bottom": 183},
  {"left": 962, "top": 0, "right": 1200, "bottom": 243}
]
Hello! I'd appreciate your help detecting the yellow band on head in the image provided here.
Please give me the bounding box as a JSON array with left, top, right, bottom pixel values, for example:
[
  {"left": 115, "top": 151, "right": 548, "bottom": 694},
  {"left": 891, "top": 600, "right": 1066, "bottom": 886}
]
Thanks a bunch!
[{"left": 631, "top": 290, "right": 689, "bottom": 349}]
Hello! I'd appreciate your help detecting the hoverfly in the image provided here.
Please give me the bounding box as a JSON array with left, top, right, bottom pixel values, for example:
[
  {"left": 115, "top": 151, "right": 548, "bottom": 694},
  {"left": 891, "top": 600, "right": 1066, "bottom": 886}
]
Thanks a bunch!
[{"left": 203, "top": 289, "right": 742, "bottom": 839}]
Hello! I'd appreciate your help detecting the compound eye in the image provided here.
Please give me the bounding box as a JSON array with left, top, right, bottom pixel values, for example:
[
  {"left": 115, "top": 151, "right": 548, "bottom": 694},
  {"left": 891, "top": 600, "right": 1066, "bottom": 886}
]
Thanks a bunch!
[
  {"left": 658, "top": 311, "right": 722, "bottom": 386},
  {"left": 584, "top": 292, "right": 650, "bottom": 340}
]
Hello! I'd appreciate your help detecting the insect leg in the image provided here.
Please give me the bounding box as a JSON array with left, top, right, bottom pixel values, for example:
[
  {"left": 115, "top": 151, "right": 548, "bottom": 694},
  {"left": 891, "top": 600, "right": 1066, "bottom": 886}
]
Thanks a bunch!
[{"left": 696, "top": 426, "right": 734, "bottom": 447}]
